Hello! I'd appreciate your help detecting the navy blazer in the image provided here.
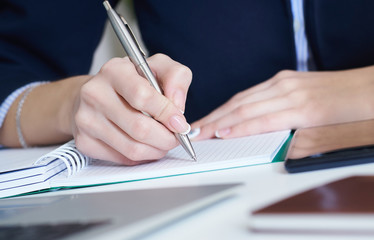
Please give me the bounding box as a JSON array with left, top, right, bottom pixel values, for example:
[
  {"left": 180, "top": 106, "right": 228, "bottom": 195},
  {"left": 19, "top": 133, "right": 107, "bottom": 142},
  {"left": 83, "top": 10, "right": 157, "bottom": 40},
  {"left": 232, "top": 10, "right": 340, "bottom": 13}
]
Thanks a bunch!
[{"left": 1, "top": 0, "right": 374, "bottom": 122}]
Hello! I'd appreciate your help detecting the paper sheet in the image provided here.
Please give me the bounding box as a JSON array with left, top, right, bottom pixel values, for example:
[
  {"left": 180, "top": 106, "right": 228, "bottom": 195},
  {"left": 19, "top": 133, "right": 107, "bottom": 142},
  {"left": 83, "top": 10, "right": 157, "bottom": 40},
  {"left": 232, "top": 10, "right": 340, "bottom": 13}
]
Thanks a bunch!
[{"left": 51, "top": 130, "right": 290, "bottom": 187}]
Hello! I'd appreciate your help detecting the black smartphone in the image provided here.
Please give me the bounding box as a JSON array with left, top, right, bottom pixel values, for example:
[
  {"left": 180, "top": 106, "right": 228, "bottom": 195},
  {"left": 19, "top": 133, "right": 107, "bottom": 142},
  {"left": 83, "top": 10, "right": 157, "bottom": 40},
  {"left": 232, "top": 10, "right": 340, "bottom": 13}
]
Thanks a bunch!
[{"left": 284, "top": 120, "right": 374, "bottom": 173}]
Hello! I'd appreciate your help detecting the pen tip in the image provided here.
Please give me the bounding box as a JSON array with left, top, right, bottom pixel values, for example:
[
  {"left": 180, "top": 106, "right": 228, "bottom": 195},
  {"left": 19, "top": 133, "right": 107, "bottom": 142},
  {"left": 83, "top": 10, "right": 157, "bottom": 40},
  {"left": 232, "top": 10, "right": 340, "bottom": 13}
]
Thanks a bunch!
[{"left": 193, "top": 156, "right": 197, "bottom": 162}]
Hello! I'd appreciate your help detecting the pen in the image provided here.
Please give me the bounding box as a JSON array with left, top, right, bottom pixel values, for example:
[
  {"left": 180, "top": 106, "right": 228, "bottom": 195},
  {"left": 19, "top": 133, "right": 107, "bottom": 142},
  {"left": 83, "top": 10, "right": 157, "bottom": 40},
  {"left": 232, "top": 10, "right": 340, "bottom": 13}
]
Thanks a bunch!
[{"left": 103, "top": 1, "right": 197, "bottom": 162}]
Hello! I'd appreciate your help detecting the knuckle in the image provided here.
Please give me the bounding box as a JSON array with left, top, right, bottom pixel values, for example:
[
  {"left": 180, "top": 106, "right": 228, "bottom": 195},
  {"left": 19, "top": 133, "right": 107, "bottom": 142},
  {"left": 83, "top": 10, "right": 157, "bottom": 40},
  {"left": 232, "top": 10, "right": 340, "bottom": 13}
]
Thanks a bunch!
[
  {"left": 126, "top": 144, "right": 145, "bottom": 161},
  {"left": 233, "top": 105, "right": 249, "bottom": 118},
  {"left": 228, "top": 91, "right": 247, "bottom": 105},
  {"left": 80, "top": 82, "right": 100, "bottom": 104},
  {"left": 256, "top": 115, "right": 275, "bottom": 132},
  {"left": 153, "top": 53, "right": 169, "bottom": 61},
  {"left": 131, "top": 85, "right": 154, "bottom": 109},
  {"left": 241, "top": 122, "right": 254, "bottom": 135},
  {"left": 131, "top": 118, "right": 151, "bottom": 141},
  {"left": 287, "top": 89, "right": 310, "bottom": 103},
  {"left": 99, "top": 57, "right": 123, "bottom": 75},
  {"left": 175, "top": 65, "right": 193, "bottom": 83},
  {"left": 75, "top": 111, "right": 95, "bottom": 133},
  {"left": 276, "top": 77, "right": 300, "bottom": 91},
  {"left": 100, "top": 57, "right": 134, "bottom": 79},
  {"left": 275, "top": 70, "right": 296, "bottom": 79},
  {"left": 231, "top": 91, "right": 244, "bottom": 100}
]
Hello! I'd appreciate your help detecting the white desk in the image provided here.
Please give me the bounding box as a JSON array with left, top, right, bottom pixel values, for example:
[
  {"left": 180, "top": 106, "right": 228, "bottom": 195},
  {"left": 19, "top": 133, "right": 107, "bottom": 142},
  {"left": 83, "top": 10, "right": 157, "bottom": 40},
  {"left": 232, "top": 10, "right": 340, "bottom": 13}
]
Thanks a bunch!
[{"left": 20, "top": 160, "right": 374, "bottom": 240}]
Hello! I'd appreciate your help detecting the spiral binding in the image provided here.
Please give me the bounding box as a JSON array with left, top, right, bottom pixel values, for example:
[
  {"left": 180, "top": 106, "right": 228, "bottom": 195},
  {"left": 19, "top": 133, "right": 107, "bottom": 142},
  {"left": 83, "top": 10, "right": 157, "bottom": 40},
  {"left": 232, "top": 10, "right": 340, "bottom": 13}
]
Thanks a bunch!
[{"left": 34, "top": 140, "right": 91, "bottom": 176}]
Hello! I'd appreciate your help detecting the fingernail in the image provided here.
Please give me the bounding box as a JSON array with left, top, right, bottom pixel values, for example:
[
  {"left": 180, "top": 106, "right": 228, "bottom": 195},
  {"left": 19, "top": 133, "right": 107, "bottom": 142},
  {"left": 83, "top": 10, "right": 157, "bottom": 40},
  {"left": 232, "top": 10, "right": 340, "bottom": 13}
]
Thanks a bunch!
[
  {"left": 188, "top": 128, "right": 201, "bottom": 139},
  {"left": 173, "top": 90, "right": 185, "bottom": 113},
  {"left": 170, "top": 115, "right": 191, "bottom": 134},
  {"left": 215, "top": 128, "right": 231, "bottom": 138}
]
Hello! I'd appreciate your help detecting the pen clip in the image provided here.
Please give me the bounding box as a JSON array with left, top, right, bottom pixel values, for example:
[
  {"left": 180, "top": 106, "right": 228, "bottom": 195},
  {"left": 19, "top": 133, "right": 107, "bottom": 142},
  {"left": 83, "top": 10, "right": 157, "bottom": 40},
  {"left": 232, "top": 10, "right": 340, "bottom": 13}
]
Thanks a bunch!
[{"left": 120, "top": 16, "right": 146, "bottom": 57}]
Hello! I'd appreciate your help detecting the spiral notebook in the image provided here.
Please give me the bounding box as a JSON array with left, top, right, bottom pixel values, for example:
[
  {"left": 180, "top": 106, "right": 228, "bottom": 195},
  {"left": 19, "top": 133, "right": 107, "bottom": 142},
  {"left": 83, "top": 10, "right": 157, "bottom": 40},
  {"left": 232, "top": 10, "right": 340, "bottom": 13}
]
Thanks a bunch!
[{"left": 0, "top": 130, "right": 290, "bottom": 198}]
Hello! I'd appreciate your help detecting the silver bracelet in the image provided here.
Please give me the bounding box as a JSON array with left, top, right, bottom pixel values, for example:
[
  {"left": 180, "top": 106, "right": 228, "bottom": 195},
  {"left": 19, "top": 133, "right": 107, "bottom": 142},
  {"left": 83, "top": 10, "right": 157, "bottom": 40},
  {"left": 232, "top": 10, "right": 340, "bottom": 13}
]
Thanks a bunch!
[{"left": 16, "top": 85, "right": 37, "bottom": 148}]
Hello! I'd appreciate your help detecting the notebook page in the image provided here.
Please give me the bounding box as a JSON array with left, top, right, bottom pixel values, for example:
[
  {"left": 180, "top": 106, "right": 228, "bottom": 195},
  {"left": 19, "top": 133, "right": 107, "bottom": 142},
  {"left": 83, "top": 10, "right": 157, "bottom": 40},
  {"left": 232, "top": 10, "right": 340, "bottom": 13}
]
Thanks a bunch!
[
  {"left": 0, "top": 146, "right": 56, "bottom": 173},
  {"left": 51, "top": 130, "right": 289, "bottom": 187}
]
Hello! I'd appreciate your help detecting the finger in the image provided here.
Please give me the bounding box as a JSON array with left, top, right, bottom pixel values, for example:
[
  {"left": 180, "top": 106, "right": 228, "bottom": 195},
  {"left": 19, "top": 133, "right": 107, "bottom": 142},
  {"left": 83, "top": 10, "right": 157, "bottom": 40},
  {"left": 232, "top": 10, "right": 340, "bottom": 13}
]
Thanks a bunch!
[
  {"left": 191, "top": 75, "right": 290, "bottom": 129},
  {"left": 97, "top": 119, "right": 169, "bottom": 161},
  {"left": 109, "top": 108, "right": 179, "bottom": 151},
  {"left": 100, "top": 83, "right": 179, "bottom": 150},
  {"left": 75, "top": 104, "right": 169, "bottom": 162},
  {"left": 75, "top": 134, "right": 153, "bottom": 166},
  {"left": 191, "top": 101, "right": 234, "bottom": 129},
  {"left": 195, "top": 96, "right": 291, "bottom": 140},
  {"left": 101, "top": 57, "right": 191, "bottom": 134},
  {"left": 147, "top": 53, "right": 192, "bottom": 112},
  {"left": 236, "top": 69, "right": 317, "bottom": 103},
  {"left": 233, "top": 70, "right": 297, "bottom": 99},
  {"left": 190, "top": 96, "right": 268, "bottom": 138},
  {"left": 216, "top": 109, "right": 302, "bottom": 139},
  {"left": 123, "top": 83, "right": 190, "bottom": 134}
]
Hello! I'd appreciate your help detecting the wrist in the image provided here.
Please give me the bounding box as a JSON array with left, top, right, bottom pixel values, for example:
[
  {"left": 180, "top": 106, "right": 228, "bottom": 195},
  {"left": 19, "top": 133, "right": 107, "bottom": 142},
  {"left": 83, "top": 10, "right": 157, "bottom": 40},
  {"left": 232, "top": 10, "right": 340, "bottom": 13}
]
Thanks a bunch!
[{"left": 57, "top": 75, "right": 92, "bottom": 136}]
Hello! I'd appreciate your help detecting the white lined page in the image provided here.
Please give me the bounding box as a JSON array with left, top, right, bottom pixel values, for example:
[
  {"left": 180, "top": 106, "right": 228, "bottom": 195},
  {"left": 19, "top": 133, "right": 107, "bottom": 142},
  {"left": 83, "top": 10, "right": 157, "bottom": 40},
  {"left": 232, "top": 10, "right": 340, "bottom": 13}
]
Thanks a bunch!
[
  {"left": 0, "top": 146, "right": 56, "bottom": 173},
  {"left": 51, "top": 130, "right": 290, "bottom": 187}
]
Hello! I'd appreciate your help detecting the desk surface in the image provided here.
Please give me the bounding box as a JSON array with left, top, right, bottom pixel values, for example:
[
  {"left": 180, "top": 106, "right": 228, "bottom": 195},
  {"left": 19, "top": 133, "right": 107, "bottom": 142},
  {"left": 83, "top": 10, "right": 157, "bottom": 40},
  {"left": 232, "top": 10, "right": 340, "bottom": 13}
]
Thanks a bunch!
[{"left": 16, "top": 160, "right": 374, "bottom": 240}]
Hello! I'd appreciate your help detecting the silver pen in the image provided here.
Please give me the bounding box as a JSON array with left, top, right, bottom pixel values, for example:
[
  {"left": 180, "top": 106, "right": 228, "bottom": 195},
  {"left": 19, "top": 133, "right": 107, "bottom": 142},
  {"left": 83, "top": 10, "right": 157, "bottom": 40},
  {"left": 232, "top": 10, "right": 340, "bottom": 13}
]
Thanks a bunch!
[{"left": 103, "top": 1, "right": 197, "bottom": 161}]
